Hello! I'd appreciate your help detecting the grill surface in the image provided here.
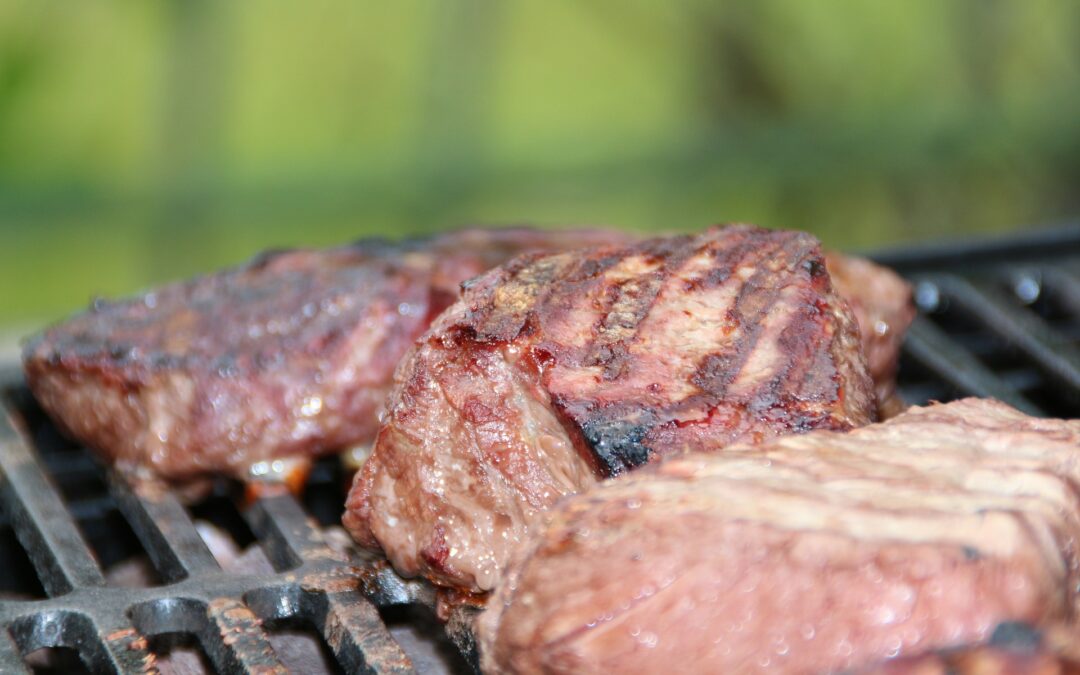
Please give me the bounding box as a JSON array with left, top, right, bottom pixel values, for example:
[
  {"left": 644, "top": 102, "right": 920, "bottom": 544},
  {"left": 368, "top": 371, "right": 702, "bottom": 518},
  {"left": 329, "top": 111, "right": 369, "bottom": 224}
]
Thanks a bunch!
[
  {"left": 0, "top": 383, "right": 477, "bottom": 674},
  {"left": 2, "top": 223, "right": 1079, "bottom": 674}
]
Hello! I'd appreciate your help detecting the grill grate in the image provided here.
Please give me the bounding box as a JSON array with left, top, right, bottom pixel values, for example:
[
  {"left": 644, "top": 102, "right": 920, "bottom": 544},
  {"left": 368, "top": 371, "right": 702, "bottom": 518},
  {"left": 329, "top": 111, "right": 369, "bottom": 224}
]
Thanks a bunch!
[
  {"left": 2, "top": 223, "right": 1080, "bottom": 673},
  {"left": 880, "top": 223, "right": 1080, "bottom": 419},
  {"left": 0, "top": 384, "right": 476, "bottom": 674}
]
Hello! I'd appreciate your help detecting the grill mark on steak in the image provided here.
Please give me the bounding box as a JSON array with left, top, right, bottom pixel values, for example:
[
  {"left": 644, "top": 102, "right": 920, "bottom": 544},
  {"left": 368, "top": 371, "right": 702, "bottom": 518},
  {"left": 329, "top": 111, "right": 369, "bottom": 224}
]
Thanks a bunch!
[
  {"left": 723, "top": 237, "right": 820, "bottom": 400},
  {"left": 553, "top": 228, "right": 864, "bottom": 475},
  {"left": 685, "top": 240, "right": 773, "bottom": 399},
  {"left": 586, "top": 273, "right": 666, "bottom": 381}
]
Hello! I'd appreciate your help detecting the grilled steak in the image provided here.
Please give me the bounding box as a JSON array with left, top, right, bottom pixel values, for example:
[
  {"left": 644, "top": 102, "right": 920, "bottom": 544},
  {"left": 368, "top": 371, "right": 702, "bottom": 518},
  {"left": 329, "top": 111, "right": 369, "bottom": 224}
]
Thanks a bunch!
[
  {"left": 477, "top": 399, "right": 1080, "bottom": 675},
  {"left": 345, "top": 225, "right": 876, "bottom": 594},
  {"left": 23, "top": 227, "right": 630, "bottom": 482},
  {"left": 825, "top": 252, "right": 915, "bottom": 417}
]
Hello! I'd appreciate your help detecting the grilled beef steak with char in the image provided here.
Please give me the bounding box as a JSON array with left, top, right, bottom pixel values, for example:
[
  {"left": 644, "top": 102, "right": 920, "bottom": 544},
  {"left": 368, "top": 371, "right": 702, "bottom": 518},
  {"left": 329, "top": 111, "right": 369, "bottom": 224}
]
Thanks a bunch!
[
  {"left": 23, "top": 227, "right": 630, "bottom": 482},
  {"left": 478, "top": 399, "right": 1080, "bottom": 674},
  {"left": 345, "top": 225, "right": 876, "bottom": 594}
]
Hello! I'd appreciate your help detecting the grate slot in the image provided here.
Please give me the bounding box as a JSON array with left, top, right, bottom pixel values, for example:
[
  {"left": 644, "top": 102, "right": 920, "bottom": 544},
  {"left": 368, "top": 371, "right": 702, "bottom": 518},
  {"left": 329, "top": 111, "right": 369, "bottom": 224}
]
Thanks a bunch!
[
  {"left": 901, "top": 317, "right": 1043, "bottom": 415},
  {"left": 107, "top": 470, "right": 220, "bottom": 583},
  {"left": 0, "top": 628, "right": 29, "bottom": 674},
  {"left": 0, "top": 413, "right": 105, "bottom": 596},
  {"left": 928, "top": 275, "right": 1080, "bottom": 392}
]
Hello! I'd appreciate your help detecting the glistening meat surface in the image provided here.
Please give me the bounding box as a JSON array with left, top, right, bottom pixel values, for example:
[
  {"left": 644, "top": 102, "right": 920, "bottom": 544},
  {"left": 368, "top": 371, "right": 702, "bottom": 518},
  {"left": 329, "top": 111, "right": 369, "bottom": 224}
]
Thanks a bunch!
[
  {"left": 23, "top": 227, "right": 630, "bottom": 482},
  {"left": 477, "top": 399, "right": 1080, "bottom": 675},
  {"left": 345, "top": 225, "right": 876, "bottom": 593}
]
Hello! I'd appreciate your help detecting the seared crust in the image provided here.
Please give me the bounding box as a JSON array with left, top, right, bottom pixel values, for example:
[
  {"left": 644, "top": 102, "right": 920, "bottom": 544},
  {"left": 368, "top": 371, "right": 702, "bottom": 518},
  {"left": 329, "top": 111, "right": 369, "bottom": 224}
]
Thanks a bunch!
[
  {"left": 478, "top": 399, "right": 1080, "bottom": 674},
  {"left": 23, "top": 227, "right": 631, "bottom": 481},
  {"left": 346, "top": 225, "right": 876, "bottom": 593}
]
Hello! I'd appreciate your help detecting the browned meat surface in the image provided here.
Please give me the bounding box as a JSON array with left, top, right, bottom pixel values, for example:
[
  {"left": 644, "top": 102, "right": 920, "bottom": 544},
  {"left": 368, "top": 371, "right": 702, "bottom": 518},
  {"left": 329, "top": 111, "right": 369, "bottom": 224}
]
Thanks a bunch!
[
  {"left": 345, "top": 224, "right": 876, "bottom": 594},
  {"left": 825, "top": 252, "right": 915, "bottom": 417},
  {"left": 23, "top": 227, "right": 630, "bottom": 482},
  {"left": 855, "top": 624, "right": 1080, "bottom": 674},
  {"left": 477, "top": 399, "right": 1080, "bottom": 675}
]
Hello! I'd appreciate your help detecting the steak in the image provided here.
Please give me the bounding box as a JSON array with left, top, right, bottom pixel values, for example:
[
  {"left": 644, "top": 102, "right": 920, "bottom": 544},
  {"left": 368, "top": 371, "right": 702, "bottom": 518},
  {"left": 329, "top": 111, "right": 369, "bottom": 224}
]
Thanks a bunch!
[
  {"left": 345, "top": 225, "right": 876, "bottom": 593},
  {"left": 22, "top": 227, "right": 630, "bottom": 482},
  {"left": 825, "top": 252, "right": 915, "bottom": 417},
  {"left": 477, "top": 399, "right": 1080, "bottom": 675}
]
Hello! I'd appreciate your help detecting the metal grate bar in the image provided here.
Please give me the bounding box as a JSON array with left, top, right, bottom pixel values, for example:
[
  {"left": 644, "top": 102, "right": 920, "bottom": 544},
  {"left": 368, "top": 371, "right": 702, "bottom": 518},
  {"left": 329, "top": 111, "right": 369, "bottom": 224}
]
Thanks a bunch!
[
  {"left": 202, "top": 598, "right": 288, "bottom": 674},
  {"left": 108, "top": 470, "right": 220, "bottom": 583},
  {"left": 0, "top": 412, "right": 105, "bottom": 595},
  {"left": 85, "top": 612, "right": 157, "bottom": 674},
  {"left": 315, "top": 590, "right": 417, "bottom": 674},
  {"left": 932, "top": 275, "right": 1080, "bottom": 391},
  {"left": 359, "top": 563, "right": 433, "bottom": 607},
  {"left": 0, "top": 629, "right": 29, "bottom": 675},
  {"left": 246, "top": 493, "right": 342, "bottom": 571},
  {"left": 902, "top": 317, "right": 1044, "bottom": 415}
]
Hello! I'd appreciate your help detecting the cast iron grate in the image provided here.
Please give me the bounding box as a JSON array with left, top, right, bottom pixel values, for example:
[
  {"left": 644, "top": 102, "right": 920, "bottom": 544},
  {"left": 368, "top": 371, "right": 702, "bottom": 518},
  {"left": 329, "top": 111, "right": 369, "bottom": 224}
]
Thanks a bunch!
[
  {"left": 1, "top": 223, "right": 1079, "bottom": 673},
  {"left": 878, "top": 223, "right": 1080, "bottom": 419}
]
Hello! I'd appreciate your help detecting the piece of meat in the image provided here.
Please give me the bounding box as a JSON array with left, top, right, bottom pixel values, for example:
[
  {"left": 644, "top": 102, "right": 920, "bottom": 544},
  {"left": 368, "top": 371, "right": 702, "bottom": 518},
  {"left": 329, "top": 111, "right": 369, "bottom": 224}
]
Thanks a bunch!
[
  {"left": 477, "top": 398, "right": 1080, "bottom": 675},
  {"left": 345, "top": 224, "right": 876, "bottom": 594},
  {"left": 22, "top": 227, "right": 631, "bottom": 483},
  {"left": 825, "top": 252, "right": 915, "bottom": 417}
]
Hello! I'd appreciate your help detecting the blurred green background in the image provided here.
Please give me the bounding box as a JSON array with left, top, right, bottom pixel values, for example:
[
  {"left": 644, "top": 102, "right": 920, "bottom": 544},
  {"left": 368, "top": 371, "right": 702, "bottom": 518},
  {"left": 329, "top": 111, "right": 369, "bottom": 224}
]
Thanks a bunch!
[{"left": 3, "top": 1, "right": 1080, "bottom": 333}]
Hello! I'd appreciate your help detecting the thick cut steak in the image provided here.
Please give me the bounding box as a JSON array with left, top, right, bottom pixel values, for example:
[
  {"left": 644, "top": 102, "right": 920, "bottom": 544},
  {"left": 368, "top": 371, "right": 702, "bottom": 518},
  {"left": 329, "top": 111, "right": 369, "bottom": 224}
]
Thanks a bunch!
[
  {"left": 478, "top": 399, "right": 1080, "bottom": 674},
  {"left": 23, "top": 228, "right": 629, "bottom": 482},
  {"left": 346, "top": 225, "right": 876, "bottom": 593}
]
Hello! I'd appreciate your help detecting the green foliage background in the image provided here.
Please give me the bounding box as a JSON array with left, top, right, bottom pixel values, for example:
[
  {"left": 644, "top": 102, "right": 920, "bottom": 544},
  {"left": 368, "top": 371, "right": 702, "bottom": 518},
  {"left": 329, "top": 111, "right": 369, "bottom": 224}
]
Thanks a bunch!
[{"left": 2, "top": 1, "right": 1079, "bottom": 326}]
